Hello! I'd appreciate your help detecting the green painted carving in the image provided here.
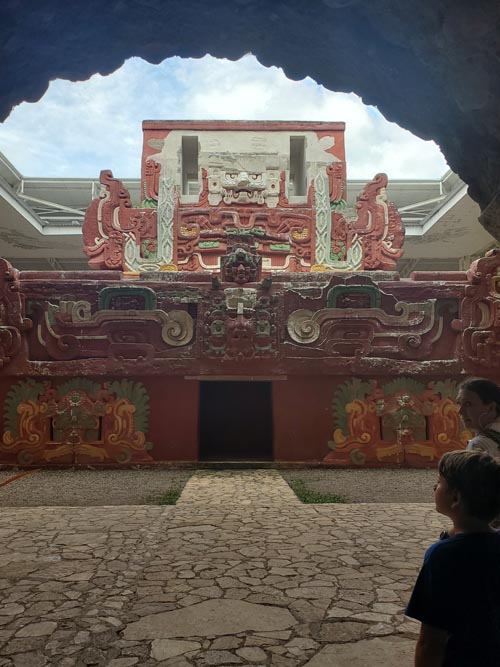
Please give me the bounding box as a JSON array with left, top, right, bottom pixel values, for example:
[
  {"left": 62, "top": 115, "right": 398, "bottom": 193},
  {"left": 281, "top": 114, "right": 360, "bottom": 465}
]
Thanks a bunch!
[
  {"left": 157, "top": 290, "right": 200, "bottom": 303},
  {"left": 107, "top": 379, "right": 150, "bottom": 435},
  {"left": 2, "top": 378, "right": 155, "bottom": 463},
  {"left": 46, "top": 302, "right": 58, "bottom": 326},
  {"left": 4, "top": 379, "right": 45, "bottom": 437},
  {"left": 430, "top": 379, "right": 460, "bottom": 400},
  {"left": 314, "top": 171, "right": 330, "bottom": 265},
  {"left": 199, "top": 241, "right": 220, "bottom": 249},
  {"left": 261, "top": 277, "right": 272, "bottom": 290},
  {"left": 226, "top": 227, "right": 264, "bottom": 239},
  {"left": 332, "top": 378, "right": 372, "bottom": 440},
  {"left": 139, "top": 198, "right": 158, "bottom": 209},
  {"left": 327, "top": 285, "right": 382, "bottom": 309},
  {"left": 329, "top": 377, "right": 468, "bottom": 466},
  {"left": 330, "top": 241, "right": 346, "bottom": 262},
  {"left": 141, "top": 238, "right": 157, "bottom": 259},
  {"left": 58, "top": 379, "right": 101, "bottom": 397},
  {"left": 383, "top": 378, "right": 426, "bottom": 397},
  {"left": 256, "top": 321, "right": 271, "bottom": 336},
  {"left": 269, "top": 244, "right": 291, "bottom": 251},
  {"left": 98, "top": 286, "right": 157, "bottom": 311},
  {"left": 330, "top": 198, "right": 347, "bottom": 211},
  {"left": 50, "top": 388, "right": 105, "bottom": 442},
  {"left": 436, "top": 298, "right": 460, "bottom": 316},
  {"left": 350, "top": 448, "right": 366, "bottom": 464},
  {"left": 210, "top": 319, "right": 225, "bottom": 335}
]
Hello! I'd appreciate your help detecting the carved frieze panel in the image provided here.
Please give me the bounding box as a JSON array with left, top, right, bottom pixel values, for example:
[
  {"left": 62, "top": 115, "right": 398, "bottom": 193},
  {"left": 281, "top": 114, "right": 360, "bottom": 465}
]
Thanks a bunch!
[
  {"left": 1, "top": 378, "right": 154, "bottom": 465},
  {"left": 348, "top": 173, "right": 405, "bottom": 270},
  {"left": 313, "top": 172, "right": 404, "bottom": 271},
  {"left": 98, "top": 286, "right": 157, "bottom": 311},
  {"left": 202, "top": 289, "right": 278, "bottom": 359},
  {"left": 84, "top": 158, "right": 405, "bottom": 275},
  {"left": 83, "top": 125, "right": 405, "bottom": 276},
  {"left": 27, "top": 299, "right": 194, "bottom": 362},
  {"left": 206, "top": 153, "right": 280, "bottom": 207},
  {"left": 143, "top": 159, "right": 161, "bottom": 204},
  {"left": 325, "top": 378, "right": 468, "bottom": 466},
  {"left": 452, "top": 248, "right": 500, "bottom": 371},
  {"left": 220, "top": 239, "right": 262, "bottom": 284},
  {"left": 176, "top": 206, "right": 313, "bottom": 272},
  {"left": 287, "top": 287, "right": 449, "bottom": 359},
  {"left": 83, "top": 170, "right": 162, "bottom": 271},
  {"left": 327, "top": 162, "right": 346, "bottom": 205},
  {"left": 0, "top": 258, "right": 31, "bottom": 368}
]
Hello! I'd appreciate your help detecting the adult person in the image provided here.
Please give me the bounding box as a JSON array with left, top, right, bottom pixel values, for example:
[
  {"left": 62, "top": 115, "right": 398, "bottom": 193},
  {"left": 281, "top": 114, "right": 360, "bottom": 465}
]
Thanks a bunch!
[{"left": 457, "top": 378, "right": 500, "bottom": 457}]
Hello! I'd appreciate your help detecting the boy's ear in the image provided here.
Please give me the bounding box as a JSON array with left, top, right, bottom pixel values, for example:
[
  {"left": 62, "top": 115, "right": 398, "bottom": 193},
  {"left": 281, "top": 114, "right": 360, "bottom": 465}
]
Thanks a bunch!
[{"left": 450, "top": 489, "right": 462, "bottom": 510}]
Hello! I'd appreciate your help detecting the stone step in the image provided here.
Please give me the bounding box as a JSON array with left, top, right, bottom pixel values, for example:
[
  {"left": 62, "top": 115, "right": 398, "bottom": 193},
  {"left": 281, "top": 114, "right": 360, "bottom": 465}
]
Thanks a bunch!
[
  {"left": 195, "top": 460, "right": 276, "bottom": 470},
  {"left": 175, "top": 469, "right": 300, "bottom": 507}
]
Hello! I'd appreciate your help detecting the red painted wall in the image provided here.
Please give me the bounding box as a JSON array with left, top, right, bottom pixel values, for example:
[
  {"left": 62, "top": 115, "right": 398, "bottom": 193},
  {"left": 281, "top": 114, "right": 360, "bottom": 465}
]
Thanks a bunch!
[
  {"left": 273, "top": 378, "right": 333, "bottom": 462},
  {"left": 145, "top": 377, "right": 199, "bottom": 461}
]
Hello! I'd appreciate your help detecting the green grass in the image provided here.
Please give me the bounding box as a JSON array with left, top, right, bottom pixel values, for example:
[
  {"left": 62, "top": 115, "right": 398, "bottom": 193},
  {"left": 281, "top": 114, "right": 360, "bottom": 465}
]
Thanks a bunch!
[
  {"left": 145, "top": 488, "right": 182, "bottom": 505},
  {"left": 288, "top": 478, "right": 348, "bottom": 504}
]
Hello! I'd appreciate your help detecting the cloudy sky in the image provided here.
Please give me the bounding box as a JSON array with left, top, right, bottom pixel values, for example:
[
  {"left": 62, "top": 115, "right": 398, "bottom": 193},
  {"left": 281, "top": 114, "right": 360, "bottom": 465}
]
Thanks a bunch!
[{"left": 0, "top": 54, "right": 448, "bottom": 180}]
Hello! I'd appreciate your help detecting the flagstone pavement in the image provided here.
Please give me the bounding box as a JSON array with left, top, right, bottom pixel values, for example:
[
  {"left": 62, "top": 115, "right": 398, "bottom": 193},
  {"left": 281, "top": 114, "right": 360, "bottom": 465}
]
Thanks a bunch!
[{"left": 0, "top": 470, "right": 446, "bottom": 667}]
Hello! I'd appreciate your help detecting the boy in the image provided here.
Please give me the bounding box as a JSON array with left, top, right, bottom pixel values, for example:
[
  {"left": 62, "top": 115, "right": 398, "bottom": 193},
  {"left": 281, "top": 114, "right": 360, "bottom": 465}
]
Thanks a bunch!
[{"left": 405, "top": 450, "right": 500, "bottom": 666}]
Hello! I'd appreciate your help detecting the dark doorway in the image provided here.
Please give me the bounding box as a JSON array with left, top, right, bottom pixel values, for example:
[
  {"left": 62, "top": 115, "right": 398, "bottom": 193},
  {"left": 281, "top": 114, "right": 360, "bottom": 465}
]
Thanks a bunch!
[{"left": 199, "top": 381, "right": 273, "bottom": 460}]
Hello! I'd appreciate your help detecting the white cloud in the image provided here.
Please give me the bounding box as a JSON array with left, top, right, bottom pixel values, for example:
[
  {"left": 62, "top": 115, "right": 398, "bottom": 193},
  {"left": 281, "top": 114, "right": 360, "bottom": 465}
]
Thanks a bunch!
[{"left": 0, "top": 54, "right": 448, "bottom": 180}]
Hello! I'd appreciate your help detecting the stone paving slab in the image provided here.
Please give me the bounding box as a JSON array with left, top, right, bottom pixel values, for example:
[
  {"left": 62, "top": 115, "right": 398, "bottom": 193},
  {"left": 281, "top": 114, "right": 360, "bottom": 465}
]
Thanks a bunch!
[
  {"left": 302, "top": 636, "right": 415, "bottom": 666},
  {"left": 0, "top": 470, "right": 446, "bottom": 666}
]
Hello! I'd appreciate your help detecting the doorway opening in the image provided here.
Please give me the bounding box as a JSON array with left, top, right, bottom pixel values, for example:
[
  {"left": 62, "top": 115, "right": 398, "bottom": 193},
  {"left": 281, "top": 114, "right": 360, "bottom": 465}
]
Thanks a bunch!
[{"left": 199, "top": 381, "right": 273, "bottom": 460}]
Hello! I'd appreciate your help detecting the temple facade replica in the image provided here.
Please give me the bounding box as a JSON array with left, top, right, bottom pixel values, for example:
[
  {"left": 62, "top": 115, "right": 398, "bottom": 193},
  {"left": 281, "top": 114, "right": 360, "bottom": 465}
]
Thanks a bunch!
[{"left": 0, "top": 120, "right": 497, "bottom": 467}]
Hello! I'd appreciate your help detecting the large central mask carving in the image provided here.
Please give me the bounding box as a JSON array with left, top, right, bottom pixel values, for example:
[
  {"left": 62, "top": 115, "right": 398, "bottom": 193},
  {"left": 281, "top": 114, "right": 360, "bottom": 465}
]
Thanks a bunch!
[{"left": 207, "top": 153, "right": 280, "bottom": 208}]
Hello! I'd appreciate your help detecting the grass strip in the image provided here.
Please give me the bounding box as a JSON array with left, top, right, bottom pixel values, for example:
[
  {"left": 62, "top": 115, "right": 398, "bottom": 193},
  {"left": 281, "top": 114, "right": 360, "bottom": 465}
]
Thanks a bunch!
[
  {"left": 288, "top": 478, "right": 347, "bottom": 504},
  {"left": 145, "top": 488, "right": 182, "bottom": 505}
]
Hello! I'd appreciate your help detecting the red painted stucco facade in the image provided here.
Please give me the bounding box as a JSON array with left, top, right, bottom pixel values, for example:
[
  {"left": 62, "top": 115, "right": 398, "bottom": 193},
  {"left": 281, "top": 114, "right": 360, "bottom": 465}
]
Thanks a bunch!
[{"left": 0, "top": 121, "right": 497, "bottom": 467}]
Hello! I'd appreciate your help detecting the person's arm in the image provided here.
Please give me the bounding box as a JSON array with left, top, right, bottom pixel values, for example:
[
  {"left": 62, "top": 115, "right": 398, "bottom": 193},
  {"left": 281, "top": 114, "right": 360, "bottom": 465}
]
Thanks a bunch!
[{"left": 414, "top": 622, "right": 448, "bottom": 667}]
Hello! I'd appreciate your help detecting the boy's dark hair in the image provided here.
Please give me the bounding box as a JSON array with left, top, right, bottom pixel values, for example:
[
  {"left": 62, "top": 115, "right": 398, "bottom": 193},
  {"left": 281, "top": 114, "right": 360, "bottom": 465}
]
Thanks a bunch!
[
  {"left": 459, "top": 378, "right": 500, "bottom": 416},
  {"left": 439, "top": 450, "right": 500, "bottom": 522}
]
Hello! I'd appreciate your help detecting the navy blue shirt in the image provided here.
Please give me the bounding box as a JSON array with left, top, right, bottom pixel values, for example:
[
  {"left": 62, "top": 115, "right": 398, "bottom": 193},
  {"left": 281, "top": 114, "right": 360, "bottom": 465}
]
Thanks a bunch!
[{"left": 406, "top": 532, "right": 500, "bottom": 666}]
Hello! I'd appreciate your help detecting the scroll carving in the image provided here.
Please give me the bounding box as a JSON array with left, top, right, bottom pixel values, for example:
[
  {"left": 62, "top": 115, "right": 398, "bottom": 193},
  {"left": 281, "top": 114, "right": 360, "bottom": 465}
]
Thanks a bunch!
[
  {"left": 0, "top": 258, "right": 31, "bottom": 368},
  {"left": 143, "top": 159, "right": 161, "bottom": 202},
  {"left": 28, "top": 300, "right": 194, "bottom": 361},
  {"left": 452, "top": 248, "right": 500, "bottom": 371},
  {"left": 349, "top": 173, "right": 405, "bottom": 270},
  {"left": 83, "top": 170, "right": 158, "bottom": 271},
  {"left": 287, "top": 297, "right": 444, "bottom": 359},
  {"left": 313, "top": 172, "right": 404, "bottom": 271}
]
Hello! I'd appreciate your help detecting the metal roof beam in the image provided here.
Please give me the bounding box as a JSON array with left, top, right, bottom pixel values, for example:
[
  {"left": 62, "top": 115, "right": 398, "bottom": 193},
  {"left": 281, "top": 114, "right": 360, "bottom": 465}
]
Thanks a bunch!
[
  {"left": 398, "top": 195, "right": 446, "bottom": 212},
  {"left": 17, "top": 192, "right": 86, "bottom": 216}
]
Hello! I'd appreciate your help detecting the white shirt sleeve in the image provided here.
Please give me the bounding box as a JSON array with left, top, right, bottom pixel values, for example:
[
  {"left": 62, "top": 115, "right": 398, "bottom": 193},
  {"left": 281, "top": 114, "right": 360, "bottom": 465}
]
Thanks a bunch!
[{"left": 467, "top": 435, "right": 500, "bottom": 457}]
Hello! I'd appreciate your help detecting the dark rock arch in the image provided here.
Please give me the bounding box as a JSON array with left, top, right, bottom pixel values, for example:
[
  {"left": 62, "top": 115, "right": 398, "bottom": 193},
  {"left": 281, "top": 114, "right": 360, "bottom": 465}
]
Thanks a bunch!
[{"left": 2, "top": 1, "right": 500, "bottom": 235}]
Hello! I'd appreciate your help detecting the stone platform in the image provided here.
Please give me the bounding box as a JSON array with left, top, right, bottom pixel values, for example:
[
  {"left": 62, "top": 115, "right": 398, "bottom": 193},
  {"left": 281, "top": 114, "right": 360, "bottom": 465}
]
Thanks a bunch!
[{"left": 0, "top": 470, "right": 444, "bottom": 666}]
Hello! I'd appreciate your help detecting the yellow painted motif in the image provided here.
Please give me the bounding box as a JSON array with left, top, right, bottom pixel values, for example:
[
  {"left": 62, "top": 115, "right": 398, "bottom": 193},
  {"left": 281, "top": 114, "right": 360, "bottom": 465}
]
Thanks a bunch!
[{"left": 1, "top": 383, "right": 153, "bottom": 465}]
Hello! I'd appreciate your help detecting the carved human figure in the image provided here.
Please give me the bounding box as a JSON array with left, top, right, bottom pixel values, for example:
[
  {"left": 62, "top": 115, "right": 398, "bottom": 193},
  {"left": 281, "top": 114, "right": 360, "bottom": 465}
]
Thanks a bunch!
[
  {"left": 226, "top": 314, "right": 254, "bottom": 357},
  {"left": 232, "top": 262, "right": 251, "bottom": 285},
  {"left": 221, "top": 242, "right": 261, "bottom": 284}
]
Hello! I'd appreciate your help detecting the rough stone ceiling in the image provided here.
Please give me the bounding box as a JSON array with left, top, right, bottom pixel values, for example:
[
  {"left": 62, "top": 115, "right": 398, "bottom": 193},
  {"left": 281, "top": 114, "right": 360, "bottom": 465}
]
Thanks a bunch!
[{"left": 2, "top": 1, "right": 500, "bottom": 236}]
